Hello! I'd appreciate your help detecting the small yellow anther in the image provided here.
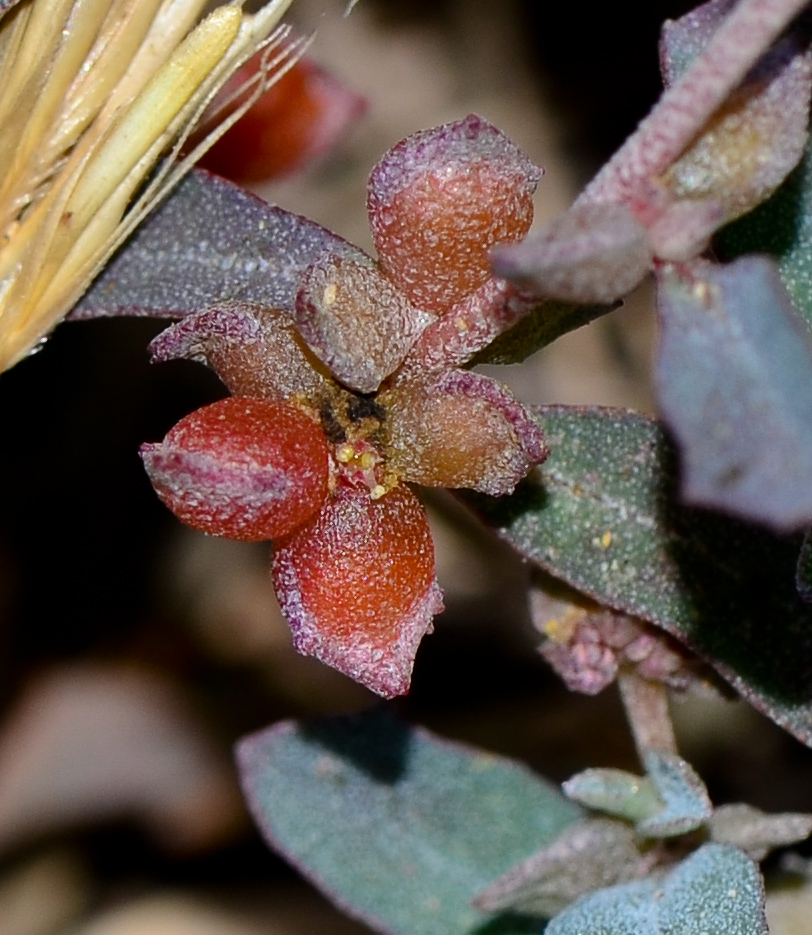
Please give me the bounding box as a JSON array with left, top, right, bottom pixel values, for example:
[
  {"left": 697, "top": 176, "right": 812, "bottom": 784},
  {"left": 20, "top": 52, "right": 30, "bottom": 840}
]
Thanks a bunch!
[
  {"left": 323, "top": 283, "right": 338, "bottom": 305},
  {"left": 370, "top": 484, "right": 387, "bottom": 500},
  {"left": 600, "top": 530, "right": 613, "bottom": 549},
  {"left": 359, "top": 452, "right": 377, "bottom": 469},
  {"left": 454, "top": 317, "right": 469, "bottom": 333},
  {"left": 336, "top": 443, "right": 355, "bottom": 463}
]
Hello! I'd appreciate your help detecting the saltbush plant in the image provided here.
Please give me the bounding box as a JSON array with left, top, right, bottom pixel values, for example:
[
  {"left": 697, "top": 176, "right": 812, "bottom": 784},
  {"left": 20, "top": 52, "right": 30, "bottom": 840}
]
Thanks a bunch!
[{"left": 8, "top": 0, "right": 812, "bottom": 931}]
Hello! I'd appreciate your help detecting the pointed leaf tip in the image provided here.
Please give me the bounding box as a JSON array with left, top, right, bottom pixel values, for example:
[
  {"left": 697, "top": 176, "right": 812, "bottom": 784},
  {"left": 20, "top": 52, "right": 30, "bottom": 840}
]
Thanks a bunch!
[{"left": 492, "top": 204, "right": 652, "bottom": 304}]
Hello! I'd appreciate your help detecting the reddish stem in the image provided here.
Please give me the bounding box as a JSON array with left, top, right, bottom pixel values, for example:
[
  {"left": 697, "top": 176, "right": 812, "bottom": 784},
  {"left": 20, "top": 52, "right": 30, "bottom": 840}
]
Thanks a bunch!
[
  {"left": 396, "top": 278, "right": 535, "bottom": 378},
  {"left": 579, "top": 0, "right": 809, "bottom": 208},
  {"left": 618, "top": 669, "right": 678, "bottom": 765}
]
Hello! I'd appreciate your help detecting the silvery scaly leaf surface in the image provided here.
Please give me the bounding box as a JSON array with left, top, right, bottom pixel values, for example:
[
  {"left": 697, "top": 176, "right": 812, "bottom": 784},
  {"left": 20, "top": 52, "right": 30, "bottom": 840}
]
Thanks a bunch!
[{"left": 71, "top": 170, "right": 355, "bottom": 320}]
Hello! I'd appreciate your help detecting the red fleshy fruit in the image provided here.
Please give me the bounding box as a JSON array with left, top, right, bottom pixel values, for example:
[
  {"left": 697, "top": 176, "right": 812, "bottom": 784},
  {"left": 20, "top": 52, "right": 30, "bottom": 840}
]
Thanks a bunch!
[
  {"left": 141, "top": 397, "right": 329, "bottom": 541},
  {"left": 200, "top": 57, "right": 364, "bottom": 183},
  {"left": 368, "top": 116, "right": 539, "bottom": 314},
  {"left": 272, "top": 483, "right": 440, "bottom": 696}
]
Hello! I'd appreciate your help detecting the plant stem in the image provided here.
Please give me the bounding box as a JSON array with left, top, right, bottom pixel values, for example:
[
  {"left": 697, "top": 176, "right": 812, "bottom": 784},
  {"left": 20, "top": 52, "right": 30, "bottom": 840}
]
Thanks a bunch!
[
  {"left": 617, "top": 669, "right": 677, "bottom": 764},
  {"left": 579, "top": 0, "right": 810, "bottom": 208}
]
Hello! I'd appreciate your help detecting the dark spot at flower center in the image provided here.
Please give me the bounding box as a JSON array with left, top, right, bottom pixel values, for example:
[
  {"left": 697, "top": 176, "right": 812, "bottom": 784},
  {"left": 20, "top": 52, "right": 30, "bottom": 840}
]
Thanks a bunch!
[
  {"left": 319, "top": 399, "right": 347, "bottom": 444},
  {"left": 348, "top": 396, "right": 386, "bottom": 424}
]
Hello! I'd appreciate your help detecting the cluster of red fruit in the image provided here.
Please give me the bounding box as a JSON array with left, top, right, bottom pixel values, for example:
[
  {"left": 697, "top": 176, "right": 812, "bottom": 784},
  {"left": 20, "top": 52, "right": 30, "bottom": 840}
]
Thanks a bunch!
[{"left": 142, "top": 115, "right": 547, "bottom": 696}]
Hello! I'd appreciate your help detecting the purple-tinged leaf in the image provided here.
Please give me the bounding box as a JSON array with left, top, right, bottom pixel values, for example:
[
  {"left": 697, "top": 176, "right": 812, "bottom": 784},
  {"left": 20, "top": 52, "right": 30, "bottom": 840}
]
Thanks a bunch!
[
  {"left": 71, "top": 170, "right": 352, "bottom": 320},
  {"left": 546, "top": 844, "right": 767, "bottom": 935},
  {"left": 662, "top": 42, "right": 812, "bottom": 233},
  {"left": 660, "top": 0, "right": 737, "bottom": 87},
  {"left": 491, "top": 204, "right": 652, "bottom": 305},
  {"left": 709, "top": 803, "right": 812, "bottom": 860},
  {"left": 475, "top": 818, "right": 651, "bottom": 919},
  {"left": 463, "top": 406, "right": 812, "bottom": 747},
  {"left": 381, "top": 369, "right": 547, "bottom": 496},
  {"left": 295, "top": 253, "right": 433, "bottom": 393},
  {"left": 659, "top": 0, "right": 812, "bottom": 240},
  {"left": 579, "top": 0, "right": 811, "bottom": 211},
  {"left": 149, "top": 303, "right": 331, "bottom": 401},
  {"left": 656, "top": 257, "right": 812, "bottom": 532},
  {"left": 237, "top": 708, "right": 580, "bottom": 935}
]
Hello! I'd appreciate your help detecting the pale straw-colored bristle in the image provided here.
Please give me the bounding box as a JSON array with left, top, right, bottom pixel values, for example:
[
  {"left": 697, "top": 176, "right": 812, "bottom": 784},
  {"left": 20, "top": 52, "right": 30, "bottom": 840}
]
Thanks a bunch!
[{"left": 0, "top": 0, "right": 299, "bottom": 373}]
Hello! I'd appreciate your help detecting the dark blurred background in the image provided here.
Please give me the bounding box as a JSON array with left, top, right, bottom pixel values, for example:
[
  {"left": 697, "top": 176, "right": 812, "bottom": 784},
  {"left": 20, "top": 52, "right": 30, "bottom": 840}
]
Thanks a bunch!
[{"left": 2, "top": 2, "right": 811, "bottom": 933}]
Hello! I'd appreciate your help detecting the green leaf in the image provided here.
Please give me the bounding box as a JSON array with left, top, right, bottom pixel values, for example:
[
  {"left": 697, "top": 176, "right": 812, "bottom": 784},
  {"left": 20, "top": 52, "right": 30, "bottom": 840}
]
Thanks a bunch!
[
  {"left": 562, "top": 768, "right": 662, "bottom": 823},
  {"left": 719, "top": 146, "right": 812, "bottom": 327},
  {"left": 636, "top": 752, "right": 712, "bottom": 838},
  {"left": 463, "top": 406, "right": 812, "bottom": 746},
  {"left": 656, "top": 257, "right": 812, "bottom": 531},
  {"left": 546, "top": 844, "right": 767, "bottom": 935},
  {"left": 236, "top": 708, "right": 581, "bottom": 935},
  {"left": 473, "top": 299, "right": 609, "bottom": 365}
]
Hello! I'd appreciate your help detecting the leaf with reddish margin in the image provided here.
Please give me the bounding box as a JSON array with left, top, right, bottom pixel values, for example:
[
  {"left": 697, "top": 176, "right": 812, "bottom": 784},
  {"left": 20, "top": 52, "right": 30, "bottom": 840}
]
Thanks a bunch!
[
  {"left": 656, "top": 257, "right": 812, "bottom": 532},
  {"left": 491, "top": 204, "right": 652, "bottom": 305},
  {"left": 236, "top": 708, "right": 581, "bottom": 935},
  {"left": 659, "top": 0, "right": 736, "bottom": 87},
  {"left": 71, "top": 170, "right": 354, "bottom": 319},
  {"left": 463, "top": 405, "right": 812, "bottom": 747},
  {"left": 381, "top": 369, "right": 547, "bottom": 496}
]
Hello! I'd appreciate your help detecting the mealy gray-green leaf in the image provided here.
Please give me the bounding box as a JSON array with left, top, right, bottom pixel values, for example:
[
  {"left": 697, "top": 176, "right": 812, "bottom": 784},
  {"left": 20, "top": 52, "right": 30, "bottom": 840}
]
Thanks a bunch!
[
  {"left": 546, "top": 844, "right": 767, "bottom": 935},
  {"left": 636, "top": 751, "right": 712, "bottom": 838},
  {"left": 236, "top": 708, "right": 580, "bottom": 935},
  {"left": 71, "top": 169, "right": 354, "bottom": 320},
  {"left": 719, "top": 146, "right": 812, "bottom": 326},
  {"left": 656, "top": 257, "right": 812, "bottom": 531},
  {"left": 562, "top": 768, "right": 661, "bottom": 823},
  {"left": 464, "top": 406, "right": 812, "bottom": 746}
]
